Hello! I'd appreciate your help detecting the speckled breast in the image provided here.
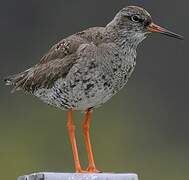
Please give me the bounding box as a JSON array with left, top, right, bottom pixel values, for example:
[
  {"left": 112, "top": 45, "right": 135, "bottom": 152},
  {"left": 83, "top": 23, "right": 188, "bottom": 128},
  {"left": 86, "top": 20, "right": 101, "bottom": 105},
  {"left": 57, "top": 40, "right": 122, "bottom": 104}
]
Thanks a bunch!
[{"left": 34, "top": 47, "right": 136, "bottom": 111}]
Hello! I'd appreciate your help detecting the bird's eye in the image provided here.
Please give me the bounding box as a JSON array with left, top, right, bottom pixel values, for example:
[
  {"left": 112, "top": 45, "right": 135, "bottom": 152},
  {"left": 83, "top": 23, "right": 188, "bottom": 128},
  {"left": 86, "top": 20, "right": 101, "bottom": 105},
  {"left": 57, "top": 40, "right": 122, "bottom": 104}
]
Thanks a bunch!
[{"left": 131, "top": 15, "right": 141, "bottom": 23}]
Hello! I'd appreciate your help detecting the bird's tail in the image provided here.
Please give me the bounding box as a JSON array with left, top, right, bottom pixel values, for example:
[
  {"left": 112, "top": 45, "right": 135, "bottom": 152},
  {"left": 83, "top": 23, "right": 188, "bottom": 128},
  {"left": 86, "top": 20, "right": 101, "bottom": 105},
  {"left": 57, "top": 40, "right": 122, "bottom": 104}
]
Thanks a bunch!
[{"left": 4, "top": 68, "right": 31, "bottom": 92}]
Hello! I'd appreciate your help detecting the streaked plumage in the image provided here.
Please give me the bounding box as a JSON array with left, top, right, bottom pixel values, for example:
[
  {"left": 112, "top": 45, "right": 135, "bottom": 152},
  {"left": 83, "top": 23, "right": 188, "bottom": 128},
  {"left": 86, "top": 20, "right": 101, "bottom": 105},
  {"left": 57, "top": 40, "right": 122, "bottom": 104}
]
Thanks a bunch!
[{"left": 5, "top": 6, "right": 150, "bottom": 110}]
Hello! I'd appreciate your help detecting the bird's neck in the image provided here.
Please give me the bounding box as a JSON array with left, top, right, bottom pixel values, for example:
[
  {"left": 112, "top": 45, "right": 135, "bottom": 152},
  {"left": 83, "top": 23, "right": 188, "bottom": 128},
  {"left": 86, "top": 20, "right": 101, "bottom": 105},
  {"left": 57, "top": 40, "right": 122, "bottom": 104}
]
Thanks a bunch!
[
  {"left": 105, "top": 23, "right": 146, "bottom": 50},
  {"left": 117, "top": 31, "right": 146, "bottom": 49}
]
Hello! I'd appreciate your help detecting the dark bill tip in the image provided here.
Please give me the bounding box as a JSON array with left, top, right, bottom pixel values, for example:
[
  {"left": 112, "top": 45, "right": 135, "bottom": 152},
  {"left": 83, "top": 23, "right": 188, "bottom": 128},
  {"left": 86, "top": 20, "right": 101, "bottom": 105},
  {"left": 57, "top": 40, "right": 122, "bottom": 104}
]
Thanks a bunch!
[{"left": 147, "top": 23, "right": 184, "bottom": 40}]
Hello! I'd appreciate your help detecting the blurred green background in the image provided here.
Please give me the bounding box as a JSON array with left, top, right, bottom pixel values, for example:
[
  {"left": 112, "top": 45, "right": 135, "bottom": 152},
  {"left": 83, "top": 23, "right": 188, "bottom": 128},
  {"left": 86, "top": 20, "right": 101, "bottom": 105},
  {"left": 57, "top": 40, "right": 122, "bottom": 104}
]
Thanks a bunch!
[{"left": 1, "top": 0, "right": 188, "bottom": 179}]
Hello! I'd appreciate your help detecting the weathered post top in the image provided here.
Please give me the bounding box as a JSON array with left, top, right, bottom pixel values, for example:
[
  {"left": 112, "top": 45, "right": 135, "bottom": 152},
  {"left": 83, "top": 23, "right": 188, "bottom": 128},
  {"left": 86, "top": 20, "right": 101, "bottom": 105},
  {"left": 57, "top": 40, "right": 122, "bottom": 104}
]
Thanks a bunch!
[{"left": 18, "top": 172, "right": 139, "bottom": 180}]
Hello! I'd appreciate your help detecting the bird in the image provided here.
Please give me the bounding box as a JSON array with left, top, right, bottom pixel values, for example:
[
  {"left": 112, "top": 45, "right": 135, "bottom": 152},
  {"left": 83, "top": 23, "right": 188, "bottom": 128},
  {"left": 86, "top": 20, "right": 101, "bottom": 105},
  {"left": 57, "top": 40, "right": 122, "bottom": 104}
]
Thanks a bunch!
[{"left": 4, "top": 6, "right": 183, "bottom": 173}]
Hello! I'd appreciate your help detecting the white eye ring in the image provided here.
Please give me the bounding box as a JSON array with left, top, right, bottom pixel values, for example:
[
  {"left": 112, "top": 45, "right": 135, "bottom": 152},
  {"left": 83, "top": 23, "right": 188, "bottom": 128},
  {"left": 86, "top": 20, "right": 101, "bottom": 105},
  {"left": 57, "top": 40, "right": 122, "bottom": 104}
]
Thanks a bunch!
[{"left": 131, "top": 15, "right": 141, "bottom": 22}]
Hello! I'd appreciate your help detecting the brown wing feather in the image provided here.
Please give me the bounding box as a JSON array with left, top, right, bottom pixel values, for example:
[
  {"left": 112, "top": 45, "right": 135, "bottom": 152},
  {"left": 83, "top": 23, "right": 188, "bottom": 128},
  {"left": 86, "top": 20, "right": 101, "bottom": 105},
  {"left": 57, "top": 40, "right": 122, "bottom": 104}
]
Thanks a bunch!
[
  {"left": 5, "top": 34, "right": 86, "bottom": 92},
  {"left": 39, "top": 35, "right": 85, "bottom": 64},
  {"left": 4, "top": 27, "right": 107, "bottom": 93},
  {"left": 21, "top": 54, "right": 78, "bottom": 92}
]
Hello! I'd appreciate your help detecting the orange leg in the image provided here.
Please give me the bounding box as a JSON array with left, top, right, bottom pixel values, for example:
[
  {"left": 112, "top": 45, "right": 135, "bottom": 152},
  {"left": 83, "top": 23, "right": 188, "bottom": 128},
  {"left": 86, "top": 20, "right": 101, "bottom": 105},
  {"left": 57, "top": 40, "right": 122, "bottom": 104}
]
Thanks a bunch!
[
  {"left": 82, "top": 109, "right": 101, "bottom": 173},
  {"left": 67, "top": 110, "right": 86, "bottom": 173}
]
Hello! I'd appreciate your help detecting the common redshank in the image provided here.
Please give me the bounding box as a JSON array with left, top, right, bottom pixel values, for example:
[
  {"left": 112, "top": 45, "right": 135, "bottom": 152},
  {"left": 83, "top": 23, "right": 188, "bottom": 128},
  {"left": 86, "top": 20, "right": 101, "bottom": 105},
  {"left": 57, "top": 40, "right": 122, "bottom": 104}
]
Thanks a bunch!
[{"left": 4, "top": 6, "right": 183, "bottom": 173}]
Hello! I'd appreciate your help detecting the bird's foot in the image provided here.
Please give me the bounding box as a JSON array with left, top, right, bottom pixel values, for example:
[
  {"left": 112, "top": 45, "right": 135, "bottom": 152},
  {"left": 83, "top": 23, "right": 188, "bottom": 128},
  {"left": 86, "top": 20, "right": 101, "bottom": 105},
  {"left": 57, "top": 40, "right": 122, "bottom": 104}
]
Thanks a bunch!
[
  {"left": 75, "top": 168, "right": 88, "bottom": 173},
  {"left": 85, "top": 166, "right": 102, "bottom": 173}
]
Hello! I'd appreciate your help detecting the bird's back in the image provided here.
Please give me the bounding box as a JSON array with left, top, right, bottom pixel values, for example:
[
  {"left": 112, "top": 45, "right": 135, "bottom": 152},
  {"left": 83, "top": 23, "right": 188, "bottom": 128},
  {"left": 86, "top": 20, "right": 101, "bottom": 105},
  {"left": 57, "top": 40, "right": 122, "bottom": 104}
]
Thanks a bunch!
[{"left": 5, "top": 26, "right": 136, "bottom": 110}]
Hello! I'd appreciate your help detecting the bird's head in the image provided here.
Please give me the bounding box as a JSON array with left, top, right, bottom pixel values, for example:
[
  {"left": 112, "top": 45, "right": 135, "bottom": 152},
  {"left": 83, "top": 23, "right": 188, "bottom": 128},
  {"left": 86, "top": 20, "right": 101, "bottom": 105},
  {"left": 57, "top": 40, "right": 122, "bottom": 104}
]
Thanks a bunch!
[{"left": 107, "top": 6, "right": 183, "bottom": 45}]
